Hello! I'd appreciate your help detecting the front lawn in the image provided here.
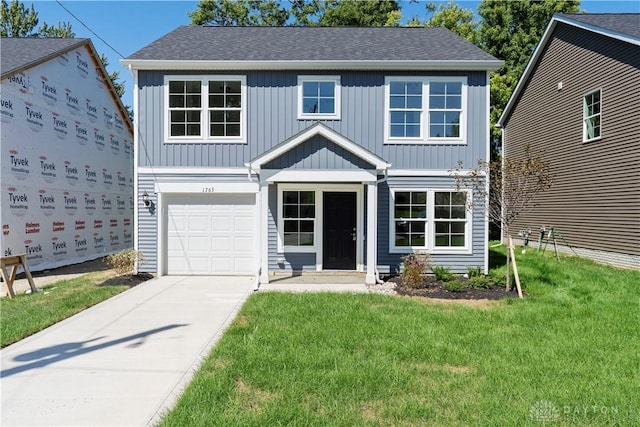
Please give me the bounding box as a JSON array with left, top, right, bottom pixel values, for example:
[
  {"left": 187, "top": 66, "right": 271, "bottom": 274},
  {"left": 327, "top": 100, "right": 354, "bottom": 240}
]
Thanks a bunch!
[
  {"left": 158, "top": 246, "right": 640, "bottom": 426},
  {"left": 1, "top": 270, "right": 129, "bottom": 347}
]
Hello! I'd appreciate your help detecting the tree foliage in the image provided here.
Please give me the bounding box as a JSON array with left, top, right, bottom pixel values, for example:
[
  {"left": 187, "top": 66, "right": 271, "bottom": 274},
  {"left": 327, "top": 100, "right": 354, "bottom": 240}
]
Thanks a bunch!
[
  {"left": 189, "top": 0, "right": 401, "bottom": 27},
  {"left": 422, "top": 1, "right": 478, "bottom": 43},
  {"left": 477, "top": 0, "right": 580, "bottom": 146}
]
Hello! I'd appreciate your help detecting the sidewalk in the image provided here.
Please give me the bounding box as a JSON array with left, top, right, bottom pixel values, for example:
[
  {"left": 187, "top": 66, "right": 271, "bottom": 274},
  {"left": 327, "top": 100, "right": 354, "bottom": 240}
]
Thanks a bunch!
[{"left": 1, "top": 275, "right": 256, "bottom": 427}]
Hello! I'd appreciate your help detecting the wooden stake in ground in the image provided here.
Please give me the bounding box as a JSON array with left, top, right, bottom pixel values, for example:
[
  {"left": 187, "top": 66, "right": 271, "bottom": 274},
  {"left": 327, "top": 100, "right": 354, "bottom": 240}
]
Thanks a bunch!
[{"left": 508, "top": 236, "right": 523, "bottom": 298}]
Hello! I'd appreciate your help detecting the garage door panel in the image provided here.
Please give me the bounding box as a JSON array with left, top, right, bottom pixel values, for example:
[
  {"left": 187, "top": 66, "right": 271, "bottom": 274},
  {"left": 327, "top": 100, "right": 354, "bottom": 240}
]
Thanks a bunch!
[{"left": 166, "top": 194, "right": 256, "bottom": 275}]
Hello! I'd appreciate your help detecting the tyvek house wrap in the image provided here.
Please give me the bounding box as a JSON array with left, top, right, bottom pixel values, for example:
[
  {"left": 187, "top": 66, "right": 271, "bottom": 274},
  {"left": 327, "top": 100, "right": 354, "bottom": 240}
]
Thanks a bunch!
[{"left": 1, "top": 45, "right": 133, "bottom": 272}]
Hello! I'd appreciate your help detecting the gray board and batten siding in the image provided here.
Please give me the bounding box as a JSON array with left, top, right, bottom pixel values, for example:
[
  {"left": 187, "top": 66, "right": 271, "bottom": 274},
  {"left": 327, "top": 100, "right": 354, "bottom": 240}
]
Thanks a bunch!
[
  {"left": 136, "top": 70, "right": 489, "bottom": 171},
  {"left": 503, "top": 22, "right": 640, "bottom": 258}
]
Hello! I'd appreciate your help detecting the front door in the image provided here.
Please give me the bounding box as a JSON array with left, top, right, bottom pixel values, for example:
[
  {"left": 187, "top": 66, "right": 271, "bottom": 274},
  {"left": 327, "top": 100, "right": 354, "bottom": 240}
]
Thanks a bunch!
[{"left": 323, "top": 192, "right": 357, "bottom": 270}]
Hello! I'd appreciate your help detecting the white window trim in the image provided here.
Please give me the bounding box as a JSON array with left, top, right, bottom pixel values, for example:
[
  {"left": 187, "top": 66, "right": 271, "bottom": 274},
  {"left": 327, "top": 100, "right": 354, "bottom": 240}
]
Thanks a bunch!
[
  {"left": 297, "top": 75, "right": 341, "bottom": 120},
  {"left": 582, "top": 88, "right": 602, "bottom": 143},
  {"left": 389, "top": 188, "right": 472, "bottom": 254},
  {"left": 278, "top": 187, "right": 317, "bottom": 253},
  {"left": 163, "top": 75, "right": 247, "bottom": 144},
  {"left": 384, "top": 76, "right": 467, "bottom": 145}
]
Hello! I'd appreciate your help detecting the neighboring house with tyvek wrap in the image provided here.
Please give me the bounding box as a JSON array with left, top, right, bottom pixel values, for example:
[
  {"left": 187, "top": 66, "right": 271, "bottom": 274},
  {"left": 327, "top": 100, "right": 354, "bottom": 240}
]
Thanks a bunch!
[
  {"left": 499, "top": 14, "right": 640, "bottom": 269},
  {"left": 1, "top": 38, "right": 134, "bottom": 274},
  {"left": 122, "top": 26, "right": 502, "bottom": 283}
]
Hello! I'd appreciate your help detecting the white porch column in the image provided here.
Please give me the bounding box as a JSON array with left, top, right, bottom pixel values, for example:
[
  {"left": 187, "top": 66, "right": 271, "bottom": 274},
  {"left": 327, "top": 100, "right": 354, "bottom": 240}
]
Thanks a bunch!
[
  {"left": 259, "top": 182, "right": 270, "bottom": 284},
  {"left": 366, "top": 182, "right": 377, "bottom": 285}
]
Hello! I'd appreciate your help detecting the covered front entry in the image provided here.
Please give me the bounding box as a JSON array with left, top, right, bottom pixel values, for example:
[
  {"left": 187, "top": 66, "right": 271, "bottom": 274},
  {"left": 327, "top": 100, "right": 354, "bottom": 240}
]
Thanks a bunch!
[{"left": 323, "top": 191, "right": 357, "bottom": 270}]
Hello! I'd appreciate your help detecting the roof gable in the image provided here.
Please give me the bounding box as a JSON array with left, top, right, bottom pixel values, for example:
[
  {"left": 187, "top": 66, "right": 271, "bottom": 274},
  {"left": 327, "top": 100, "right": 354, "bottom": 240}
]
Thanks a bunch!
[
  {"left": 122, "top": 26, "right": 502, "bottom": 71},
  {"left": 499, "top": 13, "right": 640, "bottom": 127},
  {"left": 1, "top": 37, "right": 133, "bottom": 136},
  {"left": 1, "top": 37, "right": 88, "bottom": 77},
  {"left": 248, "top": 123, "right": 390, "bottom": 172}
]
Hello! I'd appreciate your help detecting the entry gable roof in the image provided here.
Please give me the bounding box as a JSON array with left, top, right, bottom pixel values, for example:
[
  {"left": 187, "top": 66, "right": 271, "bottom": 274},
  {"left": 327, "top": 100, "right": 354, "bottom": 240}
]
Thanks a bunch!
[{"left": 247, "top": 123, "right": 391, "bottom": 172}]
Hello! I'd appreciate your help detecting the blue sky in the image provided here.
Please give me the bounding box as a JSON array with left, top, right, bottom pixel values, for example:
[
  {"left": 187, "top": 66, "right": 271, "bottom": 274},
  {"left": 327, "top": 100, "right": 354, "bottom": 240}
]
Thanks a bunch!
[{"left": 31, "top": 0, "right": 640, "bottom": 108}]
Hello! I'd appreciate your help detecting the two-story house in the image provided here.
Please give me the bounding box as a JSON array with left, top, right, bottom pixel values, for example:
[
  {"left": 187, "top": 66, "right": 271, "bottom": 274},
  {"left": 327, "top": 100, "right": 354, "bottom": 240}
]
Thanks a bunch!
[
  {"left": 122, "top": 26, "right": 502, "bottom": 284},
  {"left": 498, "top": 14, "right": 640, "bottom": 269}
]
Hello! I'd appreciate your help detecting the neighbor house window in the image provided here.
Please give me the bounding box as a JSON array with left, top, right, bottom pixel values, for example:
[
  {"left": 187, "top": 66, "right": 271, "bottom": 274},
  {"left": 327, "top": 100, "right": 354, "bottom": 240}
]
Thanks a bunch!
[
  {"left": 282, "top": 190, "right": 316, "bottom": 249},
  {"left": 390, "top": 189, "right": 470, "bottom": 252},
  {"left": 298, "top": 76, "right": 341, "bottom": 120},
  {"left": 385, "top": 77, "right": 467, "bottom": 144},
  {"left": 583, "top": 89, "right": 601, "bottom": 142},
  {"left": 165, "top": 75, "right": 246, "bottom": 143}
]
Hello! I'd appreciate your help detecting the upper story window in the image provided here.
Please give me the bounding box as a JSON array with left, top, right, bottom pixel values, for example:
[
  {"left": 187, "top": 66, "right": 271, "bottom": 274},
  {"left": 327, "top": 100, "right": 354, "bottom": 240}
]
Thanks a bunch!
[
  {"left": 583, "top": 89, "right": 601, "bottom": 142},
  {"left": 390, "top": 189, "right": 471, "bottom": 253},
  {"left": 165, "top": 75, "right": 246, "bottom": 143},
  {"left": 298, "top": 75, "right": 341, "bottom": 120},
  {"left": 385, "top": 76, "right": 467, "bottom": 144}
]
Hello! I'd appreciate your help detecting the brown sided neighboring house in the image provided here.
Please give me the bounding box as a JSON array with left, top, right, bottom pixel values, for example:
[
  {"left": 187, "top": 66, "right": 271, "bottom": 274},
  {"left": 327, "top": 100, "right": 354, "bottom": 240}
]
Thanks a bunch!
[{"left": 498, "top": 13, "right": 640, "bottom": 269}]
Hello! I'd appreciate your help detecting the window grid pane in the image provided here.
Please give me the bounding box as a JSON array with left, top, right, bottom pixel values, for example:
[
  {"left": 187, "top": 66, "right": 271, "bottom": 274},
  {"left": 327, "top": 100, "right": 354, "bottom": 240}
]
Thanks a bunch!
[
  {"left": 434, "top": 191, "right": 467, "bottom": 248},
  {"left": 389, "top": 81, "right": 423, "bottom": 139},
  {"left": 583, "top": 90, "right": 601, "bottom": 140},
  {"left": 429, "top": 81, "right": 462, "bottom": 139},
  {"left": 283, "top": 191, "right": 315, "bottom": 246},
  {"left": 302, "top": 81, "right": 336, "bottom": 115},
  {"left": 208, "top": 80, "right": 242, "bottom": 137},
  {"left": 394, "top": 191, "right": 427, "bottom": 247},
  {"left": 168, "top": 80, "right": 201, "bottom": 137}
]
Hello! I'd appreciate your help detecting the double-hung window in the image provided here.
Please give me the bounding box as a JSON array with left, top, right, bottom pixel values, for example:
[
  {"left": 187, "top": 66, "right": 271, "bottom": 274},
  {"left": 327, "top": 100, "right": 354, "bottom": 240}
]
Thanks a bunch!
[
  {"left": 281, "top": 190, "right": 316, "bottom": 251},
  {"left": 583, "top": 89, "right": 601, "bottom": 142},
  {"left": 385, "top": 76, "right": 467, "bottom": 144},
  {"left": 298, "top": 76, "right": 341, "bottom": 120},
  {"left": 390, "top": 189, "right": 470, "bottom": 253},
  {"left": 165, "top": 75, "right": 246, "bottom": 143}
]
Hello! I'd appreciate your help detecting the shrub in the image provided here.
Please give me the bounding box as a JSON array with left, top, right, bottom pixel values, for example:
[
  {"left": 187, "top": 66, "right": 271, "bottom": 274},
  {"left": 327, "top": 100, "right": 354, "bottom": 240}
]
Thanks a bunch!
[
  {"left": 400, "top": 251, "right": 430, "bottom": 289},
  {"left": 432, "top": 265, "right": 454, "bottom": 282},
  {"left": 106, "top": 249, "right": 144, "bottom": 276},
  {"left": 466, "top": 266, "right": 482, "bottom": 278},
  {"left": 443, "top": 279, "right": 466, "bottom": 292},
  {"left": 468, "top": 275, "right": 494, "bottom": 289}
]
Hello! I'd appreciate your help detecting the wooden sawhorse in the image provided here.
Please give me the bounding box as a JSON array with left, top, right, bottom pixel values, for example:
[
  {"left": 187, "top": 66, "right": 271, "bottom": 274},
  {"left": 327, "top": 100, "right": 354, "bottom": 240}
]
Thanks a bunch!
[{"left": 1, "top": 254, "right": 38, "bottom": 298}]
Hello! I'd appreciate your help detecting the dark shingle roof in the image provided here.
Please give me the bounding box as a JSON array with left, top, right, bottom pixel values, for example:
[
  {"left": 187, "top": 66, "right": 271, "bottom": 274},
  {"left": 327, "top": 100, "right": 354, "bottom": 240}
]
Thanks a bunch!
[
  {"left": 1, "top": 37, "right": 88, "bottom": 77},
  {"left": 560, "top": 13, "right": 640, "bottom": 39},
  {"left": 125, "top": 26, "right": 498, "bottom": 62}
]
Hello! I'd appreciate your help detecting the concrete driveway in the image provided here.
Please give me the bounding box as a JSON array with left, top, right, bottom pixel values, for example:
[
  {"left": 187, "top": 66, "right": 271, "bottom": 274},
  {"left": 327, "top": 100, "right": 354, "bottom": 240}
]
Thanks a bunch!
[{"left": 1, "top": 275, "right": 256, "bottom": 427}]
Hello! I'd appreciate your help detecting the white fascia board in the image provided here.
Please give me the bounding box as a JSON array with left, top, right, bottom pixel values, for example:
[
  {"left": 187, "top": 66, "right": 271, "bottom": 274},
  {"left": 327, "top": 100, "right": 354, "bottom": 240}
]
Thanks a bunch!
[
  {"left": 249, "top": 123, "right": 390, "bottom": 172},
  {"left": 388, "top": 169, "right": 485, "bottom": 177},
  {"left": 154, "top": 182, "right": 259, "bottom": 193},
  {"left": 263, "top": 169, "right": 377, "bottom": 183},
  {"left": 137, "top": 167, "right": 252, "bottom": 175},
  {"left": 120, "top": 59, "right": 504, "bottom": 72},
  {"left": 498, "top": 15, "right": 640, "bottom": 127}
]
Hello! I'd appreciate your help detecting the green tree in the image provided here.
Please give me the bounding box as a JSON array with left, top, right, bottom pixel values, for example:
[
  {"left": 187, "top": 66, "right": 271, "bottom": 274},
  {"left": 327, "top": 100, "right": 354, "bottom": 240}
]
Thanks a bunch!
[
  {"left": 422, "top": 1, "right": 478, "bottom": 43},
  {"left": 477, "top": 0, "right": 580, "bottom": 148},
  {"left": 189, "top": 0, "right": 289, "bottom": 26},
  {"left": 190, "top": 0, "right": 401, "bottom": 27},
  {"left": 37, "top": 20, "right": 74, "bottom": 37},
  {"left": 319, "top": 0, "right": 401, "bottom": 27}
]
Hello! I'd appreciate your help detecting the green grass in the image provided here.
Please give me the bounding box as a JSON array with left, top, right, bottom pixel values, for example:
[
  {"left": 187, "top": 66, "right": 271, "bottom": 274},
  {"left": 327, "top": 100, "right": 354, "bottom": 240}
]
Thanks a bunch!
[
  {"left": 158, "top": 245, "right": 640, "bottom": 426},
  {"left": 1, "top": 270, "right": 128, "bottom": 347}
]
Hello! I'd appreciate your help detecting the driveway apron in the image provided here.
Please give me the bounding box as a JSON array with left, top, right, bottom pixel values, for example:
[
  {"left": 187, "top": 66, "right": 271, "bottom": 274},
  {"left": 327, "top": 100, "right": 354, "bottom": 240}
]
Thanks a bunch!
[{"left": 1, "top": 275, "right": 256, "bottom": 427}]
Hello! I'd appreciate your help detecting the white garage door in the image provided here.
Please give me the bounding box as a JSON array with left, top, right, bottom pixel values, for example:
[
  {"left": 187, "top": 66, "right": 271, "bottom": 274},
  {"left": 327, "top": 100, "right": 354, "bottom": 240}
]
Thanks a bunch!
[{"left": 166, "top": 194, "right": 256, "bottom": 275}]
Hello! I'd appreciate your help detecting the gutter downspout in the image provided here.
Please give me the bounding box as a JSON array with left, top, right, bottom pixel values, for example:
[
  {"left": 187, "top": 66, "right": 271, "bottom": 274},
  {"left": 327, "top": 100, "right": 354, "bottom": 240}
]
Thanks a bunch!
[
  {"left": 373, "top": 167, "right": 390, "bottom": 284},
  {"left": 245, "top": 163, "right": 262, "bottom": 291}
]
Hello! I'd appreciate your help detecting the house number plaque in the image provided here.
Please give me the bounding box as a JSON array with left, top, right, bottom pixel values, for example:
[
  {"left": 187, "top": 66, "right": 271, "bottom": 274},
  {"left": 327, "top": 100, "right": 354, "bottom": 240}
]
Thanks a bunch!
[{"left": 202, "top": 187, "right": 215, "bottom": 193}]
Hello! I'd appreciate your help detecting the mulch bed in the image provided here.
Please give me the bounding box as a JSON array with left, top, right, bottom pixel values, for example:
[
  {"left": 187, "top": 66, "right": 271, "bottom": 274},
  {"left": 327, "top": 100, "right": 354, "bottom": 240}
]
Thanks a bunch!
[
  {"left": 387, "top": 275, "right": 518, "bottom": 300},
  {"left": 99, "top": 273, "right": 155, "bottom": 288}
]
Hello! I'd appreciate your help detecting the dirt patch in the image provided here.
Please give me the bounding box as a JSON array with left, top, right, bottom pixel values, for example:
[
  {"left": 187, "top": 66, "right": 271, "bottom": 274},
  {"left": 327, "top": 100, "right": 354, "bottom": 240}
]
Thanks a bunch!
[
  {"left": 385, "top": 275, "right": 517, "bottom": 301},
  {"left": 99, "top": 273, "right": 154, "bottom": 288}
]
